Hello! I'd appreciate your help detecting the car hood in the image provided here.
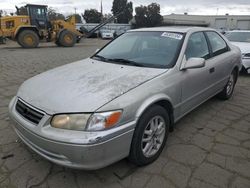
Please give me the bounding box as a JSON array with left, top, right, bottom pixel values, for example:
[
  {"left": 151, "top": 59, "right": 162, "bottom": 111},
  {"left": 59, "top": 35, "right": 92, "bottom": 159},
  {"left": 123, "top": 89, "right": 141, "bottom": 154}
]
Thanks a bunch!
[
  {"left": 17, "top": 58, "right": 166, "bottom": 114},
  {"left": 231, "top": 42, "right": 250, "bottom": 54}
]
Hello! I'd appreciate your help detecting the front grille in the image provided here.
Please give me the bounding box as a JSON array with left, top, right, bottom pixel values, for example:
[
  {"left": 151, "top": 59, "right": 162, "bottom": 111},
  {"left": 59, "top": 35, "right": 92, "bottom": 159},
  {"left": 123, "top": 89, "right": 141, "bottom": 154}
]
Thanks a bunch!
[{"left": 15, "top": 99, "right": 44, "bottom": 124}]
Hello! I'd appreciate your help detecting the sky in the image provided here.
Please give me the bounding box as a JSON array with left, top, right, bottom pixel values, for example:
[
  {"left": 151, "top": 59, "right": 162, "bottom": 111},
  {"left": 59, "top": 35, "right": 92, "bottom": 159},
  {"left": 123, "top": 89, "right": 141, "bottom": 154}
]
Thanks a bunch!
[{"left": 1, "top": 0, "right": 250, "bottom": 16}]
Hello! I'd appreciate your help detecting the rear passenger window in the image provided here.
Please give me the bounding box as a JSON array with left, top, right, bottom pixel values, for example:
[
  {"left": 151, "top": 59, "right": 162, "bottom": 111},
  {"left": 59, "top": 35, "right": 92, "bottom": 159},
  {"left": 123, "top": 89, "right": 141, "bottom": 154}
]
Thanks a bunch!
[
  {"left": 206, "top": 31, "right": 228, "bottom": 56},
  {"left": 185, "top": 32, "right": 210, "bottom": 60}
]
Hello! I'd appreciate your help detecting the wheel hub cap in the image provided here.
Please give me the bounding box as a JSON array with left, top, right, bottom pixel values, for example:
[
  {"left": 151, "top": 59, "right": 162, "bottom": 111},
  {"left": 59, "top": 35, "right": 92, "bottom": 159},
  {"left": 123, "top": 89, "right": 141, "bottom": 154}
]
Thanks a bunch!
[
  {"left": 64, "top": 35, "right": 73, "bottom": 44},
  {"left": 25, "top": 35, "right": 34, "bottom": 45},
  {"left": 141, "top": 116, "right": 166, "bottom": 158},
  {"left": 226, "top": 74, "right": 234, "bottom": 95}
]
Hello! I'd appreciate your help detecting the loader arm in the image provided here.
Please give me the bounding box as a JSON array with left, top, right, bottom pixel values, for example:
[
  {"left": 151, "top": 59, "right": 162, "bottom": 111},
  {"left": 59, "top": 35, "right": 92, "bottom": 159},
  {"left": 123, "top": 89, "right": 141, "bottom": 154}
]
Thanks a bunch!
[{"left": 86, "top": 10, "right": 131, "bottom": 38}]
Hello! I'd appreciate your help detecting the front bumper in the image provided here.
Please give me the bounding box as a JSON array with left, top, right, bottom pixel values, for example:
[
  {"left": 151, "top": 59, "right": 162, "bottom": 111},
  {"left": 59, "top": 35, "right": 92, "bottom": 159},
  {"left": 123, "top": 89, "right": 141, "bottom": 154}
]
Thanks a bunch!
[
  {"left": 242, "top": 59, "right": 250, "bottom": 74},
  {"left": 8, "top": 97, "right": 135, "bottom": 170}
]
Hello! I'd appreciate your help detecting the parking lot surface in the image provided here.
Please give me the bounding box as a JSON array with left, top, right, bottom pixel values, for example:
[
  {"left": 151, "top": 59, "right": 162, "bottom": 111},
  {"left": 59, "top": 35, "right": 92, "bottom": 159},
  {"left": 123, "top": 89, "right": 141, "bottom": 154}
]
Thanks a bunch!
[{"left": 0, "top": 39, "right": 250, "bottom": 188}]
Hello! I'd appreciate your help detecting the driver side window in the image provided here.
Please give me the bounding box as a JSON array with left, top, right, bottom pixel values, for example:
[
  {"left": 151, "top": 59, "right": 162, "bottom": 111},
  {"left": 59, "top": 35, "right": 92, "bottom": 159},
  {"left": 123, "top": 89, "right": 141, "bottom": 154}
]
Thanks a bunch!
[{"left": 185, "top": 32, "right": 210, "bottom": 60}]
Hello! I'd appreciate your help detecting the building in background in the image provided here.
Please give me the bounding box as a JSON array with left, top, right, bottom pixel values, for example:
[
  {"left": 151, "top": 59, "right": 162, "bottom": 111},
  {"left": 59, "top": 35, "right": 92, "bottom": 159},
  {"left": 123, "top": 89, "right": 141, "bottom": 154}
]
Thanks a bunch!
[{"left": 163, "top": 14, "right": 250, "bottom": 30}]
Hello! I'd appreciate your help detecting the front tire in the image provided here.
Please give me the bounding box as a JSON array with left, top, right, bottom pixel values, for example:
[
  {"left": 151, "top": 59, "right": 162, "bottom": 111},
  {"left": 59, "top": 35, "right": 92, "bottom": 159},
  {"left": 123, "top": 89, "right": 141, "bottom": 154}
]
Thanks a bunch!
[
  {"left": 129, "top": 105, "right": 169, "bottom": 166},
  {"left": 17, "top": 30, "right": 39, "bottom": 48},
  {"left": 217, "top": 70, "right": 237, "bottom": 100},
  {"left": 58, "top": 30, "right": 76, "bottom": 47}
]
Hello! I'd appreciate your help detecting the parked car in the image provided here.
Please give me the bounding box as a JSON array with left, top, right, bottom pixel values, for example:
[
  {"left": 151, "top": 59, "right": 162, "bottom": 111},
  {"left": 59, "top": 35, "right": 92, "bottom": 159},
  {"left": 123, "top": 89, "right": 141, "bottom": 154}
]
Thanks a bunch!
[
  {"left": 114, "top": 29, "right": 126, "bottom": 38},
  {"left": 9, "top": 27, "right": 241, "bottom": 170},
  {"left": 100, "top": 29, "right": 114, "bottom": 39},
  {"left": 225, "top": 30, "right": 250, "bottom": 74}
]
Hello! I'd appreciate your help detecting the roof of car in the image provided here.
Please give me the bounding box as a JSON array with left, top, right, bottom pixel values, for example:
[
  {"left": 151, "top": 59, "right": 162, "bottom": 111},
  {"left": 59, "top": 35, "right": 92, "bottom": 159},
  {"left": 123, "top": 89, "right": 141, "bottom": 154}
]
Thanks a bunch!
[{"left": 129, "top": 26, "right": 215, "bottom": 33}]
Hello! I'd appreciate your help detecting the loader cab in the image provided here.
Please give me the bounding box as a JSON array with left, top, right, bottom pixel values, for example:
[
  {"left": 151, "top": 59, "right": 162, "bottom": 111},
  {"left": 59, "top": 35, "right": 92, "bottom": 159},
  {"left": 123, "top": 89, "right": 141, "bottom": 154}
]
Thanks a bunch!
[{"left": 26, "top": 4, "right": 50, "bottom": 30}]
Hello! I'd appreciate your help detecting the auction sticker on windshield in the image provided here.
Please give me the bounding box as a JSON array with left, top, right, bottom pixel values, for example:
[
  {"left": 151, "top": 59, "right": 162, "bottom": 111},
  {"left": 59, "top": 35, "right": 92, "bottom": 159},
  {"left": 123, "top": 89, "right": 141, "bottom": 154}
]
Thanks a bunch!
[{"left": 161, "top": 32, "right": 183, "bottom": 40}]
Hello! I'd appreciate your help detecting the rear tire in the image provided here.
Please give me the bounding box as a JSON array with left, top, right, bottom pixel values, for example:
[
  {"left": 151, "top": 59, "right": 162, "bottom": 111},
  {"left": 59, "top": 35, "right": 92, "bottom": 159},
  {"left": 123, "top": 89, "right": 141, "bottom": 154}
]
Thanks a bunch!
[
  {"left": 217, "top": 70, "right": 237, "bottom": 100},
  {"left": 58, "top": 30, "right": 76, "bottom": 47},
  {"left": 129, "top": 105, "right": 169, "bottom": 166},
  {"left": 17, "top": 30, "right": 39, "bottom": 48}
]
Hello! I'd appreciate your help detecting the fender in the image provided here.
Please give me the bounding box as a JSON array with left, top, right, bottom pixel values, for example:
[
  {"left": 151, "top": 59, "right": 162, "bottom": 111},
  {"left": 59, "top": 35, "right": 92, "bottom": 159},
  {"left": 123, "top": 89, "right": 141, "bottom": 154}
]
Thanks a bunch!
[
  {"left": 14, "top": 25, "right": 39, "bottom": 39},
  {"left": 135, "top": 93, "right": 174, "bottom": 119}
]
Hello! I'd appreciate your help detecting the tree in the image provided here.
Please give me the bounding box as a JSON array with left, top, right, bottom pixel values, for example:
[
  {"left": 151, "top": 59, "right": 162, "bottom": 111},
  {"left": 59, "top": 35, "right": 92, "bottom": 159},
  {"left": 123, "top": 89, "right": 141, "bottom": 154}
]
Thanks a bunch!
[
  {"left": 103, "top": 13, "right": 113, "bottom": 22},
  {"left": 0, "top": 10, "right": 8, "bottom": 16},
  {"left": 15, "top": 6, "right": 28, "bottom": 15},
  {"left": 111, "top": 0, "right": 133, "bottom": 23},
  {"left": 48, "top": 7, "right": 65, "bottom": 21},
  {"left": 82, "top": 9, "right": 102, "bottom": 23},
  {"left": 134, "top": 5, "right": 148, "bottom": 28},
  {"left": 74, "top": 14, "right": 82, "bottom": 23},
  {"left": 146, "top": 3, "right": 163, "bottom": 27},
  {"left": 134, "top": 3, "right": 163, "bottom": 28}
]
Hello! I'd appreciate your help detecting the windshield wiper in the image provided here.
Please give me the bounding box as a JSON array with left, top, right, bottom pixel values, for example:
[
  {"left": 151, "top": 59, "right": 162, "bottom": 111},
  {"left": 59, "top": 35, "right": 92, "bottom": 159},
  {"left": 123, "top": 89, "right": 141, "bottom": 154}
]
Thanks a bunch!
[
  {"left": 108, "top": 58, "right": 145, "bottom": 67},
  {"left": 92, "top": 54, "right": 110, "bottom": 62},
  {"left": 92, "top": 56, "right": 145, "bottom": 67}
]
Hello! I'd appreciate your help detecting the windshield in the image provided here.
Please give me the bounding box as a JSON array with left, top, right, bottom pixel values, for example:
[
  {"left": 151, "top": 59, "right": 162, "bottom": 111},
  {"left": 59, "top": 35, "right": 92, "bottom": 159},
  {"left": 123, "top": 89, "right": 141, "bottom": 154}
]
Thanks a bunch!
[
  {"left": 226, "top": 32, "right": 250, "bottom": 43},
  {"left": 92, "top": 31, "right": 184, "bottom": 68}
]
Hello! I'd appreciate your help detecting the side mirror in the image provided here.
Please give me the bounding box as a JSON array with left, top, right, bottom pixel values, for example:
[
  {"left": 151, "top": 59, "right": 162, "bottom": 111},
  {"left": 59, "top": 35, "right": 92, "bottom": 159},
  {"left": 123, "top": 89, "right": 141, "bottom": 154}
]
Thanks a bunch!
[{"left": 182, "top": 57, "right": 205, "bottom": 70}]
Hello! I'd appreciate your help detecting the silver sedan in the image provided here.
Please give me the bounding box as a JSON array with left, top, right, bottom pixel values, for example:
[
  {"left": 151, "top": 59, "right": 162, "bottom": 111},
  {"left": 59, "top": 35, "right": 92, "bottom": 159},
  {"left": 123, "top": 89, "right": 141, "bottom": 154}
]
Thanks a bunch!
[{"left": 9, "top": 27, "right": 242, "bottom": 170}]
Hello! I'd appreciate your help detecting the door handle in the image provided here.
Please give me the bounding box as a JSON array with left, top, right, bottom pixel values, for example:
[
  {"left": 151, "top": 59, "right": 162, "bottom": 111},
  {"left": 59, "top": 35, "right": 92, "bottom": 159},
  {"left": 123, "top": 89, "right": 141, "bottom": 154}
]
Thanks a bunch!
[{"left": 209, "top": 67, "right": 215, "bottom": 73}]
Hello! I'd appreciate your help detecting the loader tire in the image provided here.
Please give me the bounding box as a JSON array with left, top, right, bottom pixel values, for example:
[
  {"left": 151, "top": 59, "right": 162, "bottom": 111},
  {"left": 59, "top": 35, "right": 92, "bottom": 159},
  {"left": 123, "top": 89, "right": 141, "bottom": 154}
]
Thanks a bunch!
[
  {"left": 17, "top": 30, "right": 39, "bottom": 48},
  {"left": 58, "top": 30, "right": 76, "bottom": 47}
]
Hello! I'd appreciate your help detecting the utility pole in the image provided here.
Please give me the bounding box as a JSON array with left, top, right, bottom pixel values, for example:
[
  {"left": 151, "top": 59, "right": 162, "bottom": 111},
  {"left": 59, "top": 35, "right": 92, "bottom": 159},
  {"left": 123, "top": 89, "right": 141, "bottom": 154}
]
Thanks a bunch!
[{"left": 101, "top": 0, "right": 103, "bottom": 22}]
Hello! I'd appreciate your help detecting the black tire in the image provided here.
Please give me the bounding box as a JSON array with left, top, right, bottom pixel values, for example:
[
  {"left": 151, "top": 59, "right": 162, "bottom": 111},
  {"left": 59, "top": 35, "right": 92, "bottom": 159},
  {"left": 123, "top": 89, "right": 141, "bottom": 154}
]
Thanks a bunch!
[
  {"left": 129, "top": 105, "right": 169, "bottom": 166},
  {"left": 17, "top": 30, "right": 39, "bottom": 48},
  {"left": 217, "top": 70, "right": 237, "bottom": 100},
  {"left": 58, "top": 30, "right": 76, "bottom": 47}
]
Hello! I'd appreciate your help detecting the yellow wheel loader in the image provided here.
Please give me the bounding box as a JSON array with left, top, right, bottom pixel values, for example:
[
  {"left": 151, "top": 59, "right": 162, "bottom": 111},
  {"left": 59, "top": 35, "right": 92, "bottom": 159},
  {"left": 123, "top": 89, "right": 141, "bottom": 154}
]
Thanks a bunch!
[{"left": 0, "top": 4, "right": 83, "bottom": 48}]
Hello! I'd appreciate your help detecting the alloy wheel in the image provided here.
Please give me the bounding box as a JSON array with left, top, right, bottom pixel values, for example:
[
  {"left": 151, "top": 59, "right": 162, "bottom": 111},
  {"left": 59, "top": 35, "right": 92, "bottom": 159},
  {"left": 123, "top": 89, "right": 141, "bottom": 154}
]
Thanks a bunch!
[
  {"left": 141, "top": 116, "right": 166, "bottom": 158},
  {"left": 226, "top": 73, "right": 235, "bottom": 95}
]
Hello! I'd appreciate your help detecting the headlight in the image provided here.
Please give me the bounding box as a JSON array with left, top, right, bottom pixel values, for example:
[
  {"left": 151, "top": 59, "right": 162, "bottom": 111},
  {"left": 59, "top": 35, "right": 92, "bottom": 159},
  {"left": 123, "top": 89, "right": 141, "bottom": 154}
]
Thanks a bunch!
[
  {"left": 51, "top": 114, "right": 91, "bottom": 131},
  {"left": 51, "top": 110, "right": 122, "bottom": 131}
]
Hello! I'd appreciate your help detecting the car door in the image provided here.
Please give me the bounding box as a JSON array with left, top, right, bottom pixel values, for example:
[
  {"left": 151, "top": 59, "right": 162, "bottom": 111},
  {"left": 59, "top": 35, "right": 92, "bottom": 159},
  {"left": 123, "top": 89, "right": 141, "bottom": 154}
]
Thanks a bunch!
[
  {"left": 180, "top": 31, "right": 215, "bottom": 115},
  {"left": 205, "top": 31, "right": 233, "bottom": 91}
]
